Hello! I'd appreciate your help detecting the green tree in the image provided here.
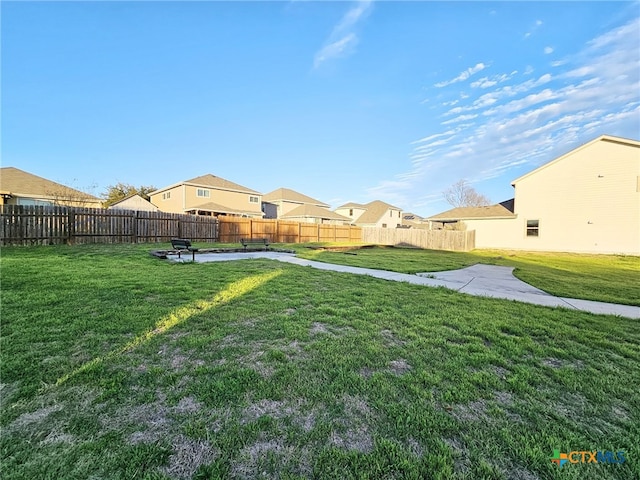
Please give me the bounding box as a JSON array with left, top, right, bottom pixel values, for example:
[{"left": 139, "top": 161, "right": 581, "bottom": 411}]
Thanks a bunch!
[{"left": 101, "top": 183, "right": 157, "bottom": 207}]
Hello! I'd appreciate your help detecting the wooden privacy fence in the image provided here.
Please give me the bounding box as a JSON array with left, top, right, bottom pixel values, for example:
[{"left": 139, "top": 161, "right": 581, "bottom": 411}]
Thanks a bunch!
[
  {"left": 218, "top": 218, "right": 362, "bottom": 244},
  {"left": 1, "top": 205, "right": 471, "bottom": 250},
  {"left": 0, "top": 205, "right": 219, "bottom": 245},
  {"left": 0, "top": 205, "right": 362, "bottom": 246},
  {"left": 362, "top": 227, "right": 475, "bottom": 252}
]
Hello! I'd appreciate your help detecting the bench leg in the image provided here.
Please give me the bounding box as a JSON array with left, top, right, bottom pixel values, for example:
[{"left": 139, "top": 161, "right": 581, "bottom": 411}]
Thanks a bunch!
[{"left": 192, "top": 250, "right": 196, "bottom": 262}]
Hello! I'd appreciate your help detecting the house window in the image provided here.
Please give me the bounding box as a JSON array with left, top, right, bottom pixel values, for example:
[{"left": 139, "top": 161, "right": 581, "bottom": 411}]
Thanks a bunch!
[
  {"left": 526, "top": 220, "right": 539, "bottom": 237},
  {"left": 249, "top": 196, "right": 259, "bottom": 203},
  {"left": 389, "top": 211, "right": 392, "bottom": 217},
  {"left": 382, "top": 223, "right": 387, "bottom": 228},
  {"left": 197, "top": 189, "right": 210, "bottom": 198},
  {"left": 398, "top": 211, "right": 401, "bottom": 218},
  {"left": 349, "top": 209, "right": 353, "bottom": 216},
  {"left": 162, "top": 192, "right": 171, "bottom": 200}
]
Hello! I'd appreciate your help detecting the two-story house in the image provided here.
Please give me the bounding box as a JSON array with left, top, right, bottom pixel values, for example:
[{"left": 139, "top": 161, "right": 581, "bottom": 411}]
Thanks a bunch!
[
  {"left": 335, "top": 200, "right": 403, "bottom": 228},
  {"left": 149, "top": 174, "right": 263, "bottom": 217}
]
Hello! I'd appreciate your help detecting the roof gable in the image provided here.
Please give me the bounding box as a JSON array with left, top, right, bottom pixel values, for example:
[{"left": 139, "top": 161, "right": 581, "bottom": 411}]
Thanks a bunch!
[
  {"left": 336, "top": 202, "right": 365, "bottom": 209},
  {"left": 0, "top": 167, "right": 100, "bottom": 201},
  {"left": 511, "top": 135, "right": 640, "bottom": 186},
  {"left": 355, "top": 200, "right": 402, "bottom": 224},
  {"left": 281, "top": 204, "right": 351, "bottom": 221},
  {"left": 151, "top": 174, "right": 260, "bottom": 195},
  {"left": 185, "top": 174, "right": 260, "bottom": 194},
  {"left": 427, "top": 199, "right": 516, "bottom": 221},
  {"left": 263, "top": 188, "right": 328, "bottom": 207}
]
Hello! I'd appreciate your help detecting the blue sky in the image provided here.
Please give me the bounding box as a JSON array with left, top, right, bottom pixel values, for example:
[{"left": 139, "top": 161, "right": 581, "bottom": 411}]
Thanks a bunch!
[{"left": 2, "top": 1, "right": 639, "bottom": 217}]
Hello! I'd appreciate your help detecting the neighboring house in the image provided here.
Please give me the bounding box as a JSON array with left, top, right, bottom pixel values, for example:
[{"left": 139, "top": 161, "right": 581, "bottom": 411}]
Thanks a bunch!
[
  {"left": 427, "top": 135, "right": 640, "bottom": 255},
  {"left": 428, "top": 200, "right": 516, "bottom": 230},
  {"left": 0, "top": 167, "right": 102, "bottom": 208},
  {"left": 149, "top": 174, "right": 263, "bottom": 217},
  {"left": 280, "top": 204, "right": 352, "bottom": 225},
  {"left": 335, "top": 200, "right": 403, "bottom": 228},
  {"left": 108, "top": 194, "right": 159, "bottom": 212},
  {"left": 402, "top": 212, "right": 430, "bottom": 229},
  {"left": 262, "top": 188, "right": 330, "bottom": 219}
]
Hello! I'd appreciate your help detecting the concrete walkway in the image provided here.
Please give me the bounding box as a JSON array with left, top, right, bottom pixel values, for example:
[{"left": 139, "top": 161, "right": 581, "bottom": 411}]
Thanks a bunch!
[{"left": 177, "top": 251, "right": 640, "bottom": 319}]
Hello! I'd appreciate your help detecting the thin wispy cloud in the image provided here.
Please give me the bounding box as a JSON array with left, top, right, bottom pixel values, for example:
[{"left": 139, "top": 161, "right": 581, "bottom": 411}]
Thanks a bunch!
[
  {"left": 435, "top": 63, "right": 487, "bottom": 88},
  {"left": 368, "top": 15, "right": 640, "bottom": 215},
  {"left": 313, "top": 0, "right": 372, "bottom": 69}
]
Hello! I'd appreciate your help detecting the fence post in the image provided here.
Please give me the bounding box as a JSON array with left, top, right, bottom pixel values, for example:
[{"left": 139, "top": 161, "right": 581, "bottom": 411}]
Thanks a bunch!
[
  {"left": 132, "top": 210, "right": 138, "bottom": 244},
  {"left": 67, "top": 208, "right": 75, "bottom": 245}
]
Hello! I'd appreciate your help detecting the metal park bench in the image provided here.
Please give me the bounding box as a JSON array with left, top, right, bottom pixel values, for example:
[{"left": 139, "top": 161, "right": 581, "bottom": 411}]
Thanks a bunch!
[
  {"left": 171, "top": 238, "right": 199, "bottom": 261},
  {"left": 240, "top": 238, "right": 270, "bottom": 251}
]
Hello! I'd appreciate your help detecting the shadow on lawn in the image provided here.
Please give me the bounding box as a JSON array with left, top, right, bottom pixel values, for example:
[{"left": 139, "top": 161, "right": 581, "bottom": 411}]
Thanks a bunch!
[{"left": 55, "top": 270, "right": 283, "bottom": 387}]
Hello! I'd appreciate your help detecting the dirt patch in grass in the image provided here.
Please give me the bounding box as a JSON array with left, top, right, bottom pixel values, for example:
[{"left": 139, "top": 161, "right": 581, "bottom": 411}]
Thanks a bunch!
[
  {"left": 0, "top": 382, "right": 20, "bottom": 405},
  {"left": 443, "top": 437, "right": 471, "bottom": 474},
  {"left": 40, "top": 429, "right": 76, "bottom": 446},
  {"left": 359, "top": 367, "right": 375, "bottom": 378},
  {"left": 611, "top": 405, "right": 630, "bottom": 421},
  {"left": 174, "top": 396, "right": 203, "bottom": 414},
  {"left": 542, "top": 357, "right": 583, "bottom": 369},
  {"left": 493, "top": 391, "right": 514, "bottom": 406},
  {"left": 329, "top": 394, "right": 375, "bottom": 453},
  {"left": 160, "top": 434, "right": 218, "bottom": 480},
  {"left": 310, "top": 322, "right": 330, "bottom": 335},
  {"left": 388, "top": 359, "right": 412, "bottom": 375},
  {"left": 380, "top": 329, "right": 405, "bottom": 347},
  {"left": 448, "top": 400, "right": 490, "bottom": 423},
  {"left": 232, "top": 437, "right": 311, "bottom": 480},
  {"left": 242, "top": 399, "right": 299, "bottom": 424},
  {"left": 241, "top": 398, "right": 317, "bottom": 433},
  {"left": 406, "top": 437, "right": 424, "bottom": 457},
  {"left": 310, "top": 322, "right": 353, "bottom": 338},
  {"left": 503, "top": 464, "right": 540, "bottom": 480},
  {"left": 492, "top": 366, "right": 510, "bottom": 379},
  {"left": 553, "top": 392, "right": 589, "bottom": 419},
  {"left": 9, "top": 404, "right": 62, "bottom": 431}
]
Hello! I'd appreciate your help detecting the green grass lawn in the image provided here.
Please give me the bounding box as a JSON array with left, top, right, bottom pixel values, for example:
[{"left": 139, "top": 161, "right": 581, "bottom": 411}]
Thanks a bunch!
[
  {"left": 1, "top": 243, "right": 639, "bottom": 479},
  {"left": 289, "top": 244, "right": 640, "bottom": 306}
]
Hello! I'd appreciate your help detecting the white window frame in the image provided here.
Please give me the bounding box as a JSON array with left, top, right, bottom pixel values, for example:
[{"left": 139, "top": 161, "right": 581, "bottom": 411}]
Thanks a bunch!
[
  {"left": 197, "top": 189, "right": 210, "bottom": 198},
  {"left": 526, "top": 219, "right": 539, "bottom": 237},
  {"left": 249, "top": 196, "right": 259, "bottom": 203},
  {"left": 162, "top": 192, "right": 171, "bottom": 200}
]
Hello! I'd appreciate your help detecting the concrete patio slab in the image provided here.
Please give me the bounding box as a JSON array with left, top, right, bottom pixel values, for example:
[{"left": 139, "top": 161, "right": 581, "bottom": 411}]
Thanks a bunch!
[{"left": 171, "top": 252, "right": 639, "bottom": 319}]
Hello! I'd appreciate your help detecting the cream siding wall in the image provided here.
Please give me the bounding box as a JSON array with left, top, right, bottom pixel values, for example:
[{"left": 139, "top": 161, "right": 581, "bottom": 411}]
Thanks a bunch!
[
  {"left": 512, "top": 139, "right": 639, "bottom": 254},
  {"left": 150, "top": 185, "right": 183, "bottom": 213},
  {"left": 372, "top": 208, "right": 403, "bottom": 228},
  {"left": 463, "top": 218, "right": 522, "bottom": 249},
  {"left": 110, "top": 196, "right": 158, "bottom": 211},
  {"left": 278, "top": 201, "right": 301, "bottom": 217},
  {"left": 183, "top": 185, "right": 262, "bottom": 214},
  {"left": 335, "top": 207, "right": 366, "bottom": 223}
]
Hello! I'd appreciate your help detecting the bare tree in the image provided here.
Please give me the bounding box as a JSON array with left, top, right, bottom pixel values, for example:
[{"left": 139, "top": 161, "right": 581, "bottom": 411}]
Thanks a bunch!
[
  {"left": 46, "top": 182, "right": 99, "bottom": 207},
  {"left": 443, "top": 179, "right": 491, "bottom": 207}
]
